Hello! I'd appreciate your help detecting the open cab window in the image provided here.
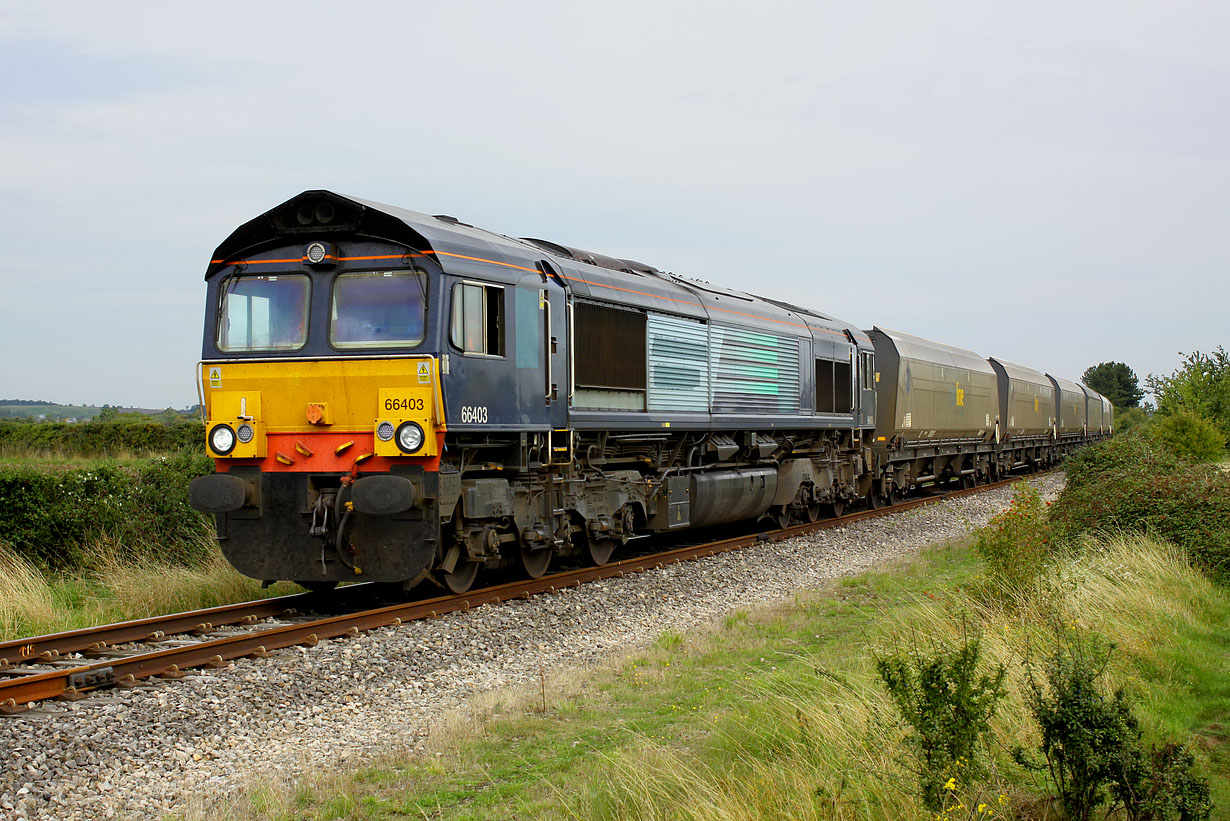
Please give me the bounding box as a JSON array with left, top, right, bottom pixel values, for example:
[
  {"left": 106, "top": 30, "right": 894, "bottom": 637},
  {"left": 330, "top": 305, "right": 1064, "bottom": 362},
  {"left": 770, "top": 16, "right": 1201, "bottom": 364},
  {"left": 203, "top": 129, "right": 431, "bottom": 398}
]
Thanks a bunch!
[
  {"left": 450, "top": 281, "right": 504, "bottom": 356},
  {"left": 330, "top": 270, "right": 427, "bottom": 349},
  {"left": 217, "top": 275, "right": 310, "bottom": 352}
]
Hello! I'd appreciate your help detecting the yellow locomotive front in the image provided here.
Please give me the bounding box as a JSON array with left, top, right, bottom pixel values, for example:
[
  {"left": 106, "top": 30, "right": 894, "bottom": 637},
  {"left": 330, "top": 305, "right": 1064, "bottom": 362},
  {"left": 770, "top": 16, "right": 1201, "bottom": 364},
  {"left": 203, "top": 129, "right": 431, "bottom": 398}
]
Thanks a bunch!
[{"left": 189, "top": 194, "right": 451, "bottom": 590}]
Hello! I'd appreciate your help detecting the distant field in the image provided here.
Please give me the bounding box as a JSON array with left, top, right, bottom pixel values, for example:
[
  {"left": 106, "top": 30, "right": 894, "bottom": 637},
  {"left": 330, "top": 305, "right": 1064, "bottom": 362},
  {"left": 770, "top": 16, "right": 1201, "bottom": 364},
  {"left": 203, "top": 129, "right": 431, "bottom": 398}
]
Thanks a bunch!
[
  {"left": 0, "top": 403, "right": 103, "bottom": 420},
  {"left": 0, "top": 402, "right": 197, "bottom": 421}
]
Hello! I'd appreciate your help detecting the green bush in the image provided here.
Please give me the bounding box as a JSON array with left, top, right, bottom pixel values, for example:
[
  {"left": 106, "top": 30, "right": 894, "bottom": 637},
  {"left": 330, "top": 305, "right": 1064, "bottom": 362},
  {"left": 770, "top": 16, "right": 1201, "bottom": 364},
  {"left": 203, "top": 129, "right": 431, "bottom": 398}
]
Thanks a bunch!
[
  {"left": 1143, "top": 411, "right": 1226, "bottom": 463},
  {"left": 0, "top": 419, "right": 203, "bottom": 457},
  {"left": 972, "top": 481, "right": 1055, "bottom": 596},
  {"left": 1146, "top": 347, "right": 1230, "bottom": 442},
  {"left": 1114, "top": 406, "right": 1150, "bottom": 437},
  {"left": 1014, "top": 628, "right": 1211, "bottom": 821},
  {"left": 1050, "top": 438, "right": 1230, "bottom": 583},
  {"left": 875, "top": 630, "right": 1008, "bottom": 812},
  {"left": 0, "top": 452, "right": 215, "bottom": 569}
]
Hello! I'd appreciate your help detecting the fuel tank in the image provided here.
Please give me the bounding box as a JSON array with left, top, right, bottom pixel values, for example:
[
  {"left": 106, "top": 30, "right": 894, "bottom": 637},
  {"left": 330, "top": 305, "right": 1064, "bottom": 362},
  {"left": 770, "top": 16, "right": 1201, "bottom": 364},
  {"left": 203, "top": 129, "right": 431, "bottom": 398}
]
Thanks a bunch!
[{"left": 689, "top": 467, "right": 779, "bottom": 528}]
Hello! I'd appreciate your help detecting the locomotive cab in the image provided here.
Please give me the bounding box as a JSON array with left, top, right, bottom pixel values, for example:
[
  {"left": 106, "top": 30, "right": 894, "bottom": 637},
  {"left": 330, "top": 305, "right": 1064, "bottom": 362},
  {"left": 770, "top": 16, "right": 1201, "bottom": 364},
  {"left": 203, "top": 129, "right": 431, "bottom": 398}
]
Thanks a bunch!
[{"left": 191, "top": 193, "right": 460, "bottom": 589}]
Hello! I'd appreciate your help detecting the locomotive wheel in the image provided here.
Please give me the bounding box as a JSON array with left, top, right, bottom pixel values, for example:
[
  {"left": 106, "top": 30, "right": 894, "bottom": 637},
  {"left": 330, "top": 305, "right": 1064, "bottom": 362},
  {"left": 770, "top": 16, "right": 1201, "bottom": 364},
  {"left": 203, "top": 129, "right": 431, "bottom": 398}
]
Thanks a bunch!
[
  {"left": 805, "top": 502, "right": 822, "bottom": 523},
  {"left": 867, "top": 492, "right": 884, "bottom": 510},
  {"left": 584, "top": 536, "right": 617, "bottom": 566},
  {"left": 517, "top": 544, "right": 552, "bottom": 579},
  {"left": 442, "top": 560, "right": 480, "bottom": 594},
  {"left": 829, "top": 499, "right": 845, "bottom": 518}
]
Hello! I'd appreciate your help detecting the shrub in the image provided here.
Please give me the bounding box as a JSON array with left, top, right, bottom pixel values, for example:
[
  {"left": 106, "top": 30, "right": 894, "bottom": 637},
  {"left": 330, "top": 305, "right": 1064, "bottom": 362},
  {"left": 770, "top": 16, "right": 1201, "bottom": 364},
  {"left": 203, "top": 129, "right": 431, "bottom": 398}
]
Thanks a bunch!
[
  {"left": 0, "top": 452, "right": 215, "bottom": 569},
  {"left": 1051, "top": 438, "right": 1230, "bottom": 583},
  {"left": 972, "top": 482, "right": 1054, "bottom": 596},
  {"left": 1143, "top": 411, "right": 1226, "bottom": 464},
  {"left": 1061, "top": 436, "right": 1181, "bottom": 484},
  {"left": 1014, "top": 628, "right": 1211, "bottom": 821},
  {"left": 1114, "top": 406, "right": 1150, "bottom": 437},
  {"left": 875, "top": 629, "right": 1008, "bottom": 812},
  {"left": 1146, "top": 347, "right": 1230, "bottom": 441}
]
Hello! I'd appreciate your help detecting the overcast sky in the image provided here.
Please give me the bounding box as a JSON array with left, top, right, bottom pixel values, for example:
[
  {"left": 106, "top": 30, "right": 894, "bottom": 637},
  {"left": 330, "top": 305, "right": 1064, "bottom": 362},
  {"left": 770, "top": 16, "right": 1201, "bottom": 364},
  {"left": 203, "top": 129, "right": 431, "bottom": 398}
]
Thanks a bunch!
[{"left": 2, "top": 1, "right": 1226, "bottom": 408}]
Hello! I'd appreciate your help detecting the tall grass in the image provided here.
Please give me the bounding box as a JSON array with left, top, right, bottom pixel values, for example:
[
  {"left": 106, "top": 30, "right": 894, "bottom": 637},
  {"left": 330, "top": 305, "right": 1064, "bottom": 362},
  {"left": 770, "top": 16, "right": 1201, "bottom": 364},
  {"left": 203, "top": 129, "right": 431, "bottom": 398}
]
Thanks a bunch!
[
  {"left": 0, "top": 544, "right": 58, "bottom": 636},
  {"left": 0, "top": 538, "right": 289, "bottom": 640},
  {"left": 568, "top": 536, "right": 1226, "bottom": 820}
]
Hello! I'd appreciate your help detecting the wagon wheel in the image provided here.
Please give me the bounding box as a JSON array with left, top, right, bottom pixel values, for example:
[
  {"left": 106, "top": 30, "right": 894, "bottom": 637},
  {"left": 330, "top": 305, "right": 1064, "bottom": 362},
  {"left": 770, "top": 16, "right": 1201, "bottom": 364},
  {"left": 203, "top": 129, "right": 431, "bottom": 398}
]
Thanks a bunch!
[
  {"left": 867, "top": 491, "right": 883, "bottom": 510},
  {"left": 517, "top": 544, "right": 552, "bottom": 579},
  {"left": 829, "top": 499, "right": 846, "bottom": 518},
  {"left": 804, "top": 501, "right": 822, "bottom": 523},
  {"left": 442, "top": 560, "right": 480, "bottom": 594},
  {"left": 889, "top": 488, "right": 904, "bottom": 505},
  {"left": 584, "top": 536, "right": 618, "bottom": 566},
  {"left": 961, "top": 474, "right": 975, "bottom": 490}
]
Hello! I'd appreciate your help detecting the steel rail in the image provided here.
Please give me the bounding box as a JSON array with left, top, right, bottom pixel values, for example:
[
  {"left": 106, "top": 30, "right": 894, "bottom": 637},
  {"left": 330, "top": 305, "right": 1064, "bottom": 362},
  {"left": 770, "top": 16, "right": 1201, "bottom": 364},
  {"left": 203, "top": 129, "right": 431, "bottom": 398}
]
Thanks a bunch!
[
  {"left": 0, "top": 471, "right": 1041, "bottom": 711},
  {"left": 0, "top": 585, "right": 377, "bottom": 668}
]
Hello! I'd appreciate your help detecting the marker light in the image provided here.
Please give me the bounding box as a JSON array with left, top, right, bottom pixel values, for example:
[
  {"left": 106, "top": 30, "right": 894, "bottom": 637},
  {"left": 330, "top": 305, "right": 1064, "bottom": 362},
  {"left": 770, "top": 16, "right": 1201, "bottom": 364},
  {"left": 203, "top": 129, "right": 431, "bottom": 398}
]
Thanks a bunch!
[
  {"left": 376, "top": 421, "right": 395, "bottom": 441},
  {"left": 236, "top": 423, "right": 254, "bottom": 444},
  {"left": 210, "top": 424, "right": 237, "bottom": 455},
  {"left": 395, "top": 421, "right": 425, "bottom": 454},
  {"left": 305, "top": 242, "right": 329, "bottom": 264}
]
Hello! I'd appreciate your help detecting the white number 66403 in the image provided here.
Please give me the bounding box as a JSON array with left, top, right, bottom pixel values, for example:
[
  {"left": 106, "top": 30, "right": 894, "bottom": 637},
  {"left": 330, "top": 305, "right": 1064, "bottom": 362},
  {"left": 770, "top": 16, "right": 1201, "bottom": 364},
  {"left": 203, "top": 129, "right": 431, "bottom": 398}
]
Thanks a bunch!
[{"left": 460, "top": 405, "right": 488, "bottom": 424}]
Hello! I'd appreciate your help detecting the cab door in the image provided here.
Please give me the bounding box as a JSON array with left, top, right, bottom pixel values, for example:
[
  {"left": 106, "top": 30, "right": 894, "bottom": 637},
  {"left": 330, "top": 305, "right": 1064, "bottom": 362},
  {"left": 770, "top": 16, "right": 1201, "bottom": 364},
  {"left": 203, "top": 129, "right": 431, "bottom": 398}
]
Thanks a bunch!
[
  {"left": 858, "top": 350, "right": 877, "bottom": 428},
  {"left": 513, "top": 266, "right": 568, "bottom": 432}
]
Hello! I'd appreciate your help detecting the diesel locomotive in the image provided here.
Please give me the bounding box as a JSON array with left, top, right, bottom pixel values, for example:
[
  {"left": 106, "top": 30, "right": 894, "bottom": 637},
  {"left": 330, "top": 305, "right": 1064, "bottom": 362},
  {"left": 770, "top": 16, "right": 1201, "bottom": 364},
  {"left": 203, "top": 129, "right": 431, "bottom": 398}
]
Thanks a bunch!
[{"left": 189, "top": 190, "right": 1111, "bottom": 593}]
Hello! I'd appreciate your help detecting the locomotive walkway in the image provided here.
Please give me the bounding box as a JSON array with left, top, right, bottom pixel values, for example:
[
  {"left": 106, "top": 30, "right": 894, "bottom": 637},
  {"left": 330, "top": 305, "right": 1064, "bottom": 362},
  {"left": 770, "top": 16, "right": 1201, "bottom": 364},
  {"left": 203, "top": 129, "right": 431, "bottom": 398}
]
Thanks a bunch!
[{"left": 0, "top": 472, "right": 1038, "bottom": 713}]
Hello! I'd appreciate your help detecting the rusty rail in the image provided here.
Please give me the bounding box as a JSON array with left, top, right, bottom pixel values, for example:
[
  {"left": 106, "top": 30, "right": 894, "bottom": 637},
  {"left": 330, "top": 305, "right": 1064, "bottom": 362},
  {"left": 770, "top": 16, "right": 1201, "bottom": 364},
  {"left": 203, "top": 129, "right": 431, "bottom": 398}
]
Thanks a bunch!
[{"left": 0, "top": 586, "right": 378, "bottom": 669}]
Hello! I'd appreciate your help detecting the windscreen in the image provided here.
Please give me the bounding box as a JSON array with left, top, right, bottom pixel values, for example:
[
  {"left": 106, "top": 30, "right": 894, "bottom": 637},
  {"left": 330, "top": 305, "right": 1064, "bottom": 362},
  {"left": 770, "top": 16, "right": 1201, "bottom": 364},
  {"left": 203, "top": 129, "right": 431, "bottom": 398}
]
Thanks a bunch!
[
  {"left": 217, "top": 275, "right": 310, "bottom": 352},
  {"left": 331, "top": 270, "right": 427, "bottom": 349}
]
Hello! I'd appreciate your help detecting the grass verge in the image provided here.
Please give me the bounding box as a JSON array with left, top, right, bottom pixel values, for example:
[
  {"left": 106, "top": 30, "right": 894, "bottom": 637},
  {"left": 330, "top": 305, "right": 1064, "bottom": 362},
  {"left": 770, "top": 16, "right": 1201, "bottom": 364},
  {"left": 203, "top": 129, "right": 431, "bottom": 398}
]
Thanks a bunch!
[
  {"left": 203, "top": 533, "right": 1228, "bottom": 820},
  {"left": 0, "top": 538, "right": 296, "bottom": 640}
]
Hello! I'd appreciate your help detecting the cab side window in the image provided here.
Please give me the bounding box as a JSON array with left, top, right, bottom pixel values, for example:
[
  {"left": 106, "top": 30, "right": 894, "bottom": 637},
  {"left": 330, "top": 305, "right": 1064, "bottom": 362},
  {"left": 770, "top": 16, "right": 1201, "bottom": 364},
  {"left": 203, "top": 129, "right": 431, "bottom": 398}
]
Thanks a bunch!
[{"left": 450, "top": 282, "right": 505, "bottom": 356}]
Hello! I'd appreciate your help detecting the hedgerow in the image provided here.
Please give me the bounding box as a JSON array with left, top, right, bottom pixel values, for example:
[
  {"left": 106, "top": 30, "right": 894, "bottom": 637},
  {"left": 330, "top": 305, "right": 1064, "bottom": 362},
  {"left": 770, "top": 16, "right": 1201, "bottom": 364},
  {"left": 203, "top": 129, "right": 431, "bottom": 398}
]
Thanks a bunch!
[
  {"left": 0, "top": 452, "right": 215, "bottom": 569},
  {"left": 0, "top": 419, "right": 203, "bottom": 457},
  {"left": 1049, "top": 437, "right": 1230, "bottom": 583}
]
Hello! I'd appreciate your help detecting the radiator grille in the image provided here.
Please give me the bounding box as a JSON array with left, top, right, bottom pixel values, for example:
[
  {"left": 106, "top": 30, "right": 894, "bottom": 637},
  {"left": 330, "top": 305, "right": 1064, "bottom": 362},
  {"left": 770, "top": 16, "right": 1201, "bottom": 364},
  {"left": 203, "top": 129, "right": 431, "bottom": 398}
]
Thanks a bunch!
[{"left": 574, "top": 302, "right": 646, "bottom": 390}]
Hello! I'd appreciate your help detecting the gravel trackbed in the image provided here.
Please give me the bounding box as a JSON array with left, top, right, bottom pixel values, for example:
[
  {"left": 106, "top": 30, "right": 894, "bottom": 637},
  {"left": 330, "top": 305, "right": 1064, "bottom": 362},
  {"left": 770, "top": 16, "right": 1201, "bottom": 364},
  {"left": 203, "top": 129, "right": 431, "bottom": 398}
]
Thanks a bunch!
[{"left": 0, "top": 475, "right": 1063, "bottom": 820}]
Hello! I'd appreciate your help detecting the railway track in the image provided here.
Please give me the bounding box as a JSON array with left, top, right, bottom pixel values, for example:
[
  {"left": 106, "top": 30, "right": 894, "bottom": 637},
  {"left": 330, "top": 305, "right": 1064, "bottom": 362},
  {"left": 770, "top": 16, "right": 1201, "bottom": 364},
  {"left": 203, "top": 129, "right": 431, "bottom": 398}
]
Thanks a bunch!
[{"left": 0, "top": 472, "right": 1038, "bottom": 713}]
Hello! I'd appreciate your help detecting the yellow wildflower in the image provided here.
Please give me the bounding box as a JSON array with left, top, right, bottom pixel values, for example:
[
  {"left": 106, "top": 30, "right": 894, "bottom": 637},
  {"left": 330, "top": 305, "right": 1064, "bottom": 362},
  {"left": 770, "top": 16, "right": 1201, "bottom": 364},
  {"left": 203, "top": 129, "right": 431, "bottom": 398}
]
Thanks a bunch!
[{"left": 944, "top": 778, "right": 957, "bottom": 791}]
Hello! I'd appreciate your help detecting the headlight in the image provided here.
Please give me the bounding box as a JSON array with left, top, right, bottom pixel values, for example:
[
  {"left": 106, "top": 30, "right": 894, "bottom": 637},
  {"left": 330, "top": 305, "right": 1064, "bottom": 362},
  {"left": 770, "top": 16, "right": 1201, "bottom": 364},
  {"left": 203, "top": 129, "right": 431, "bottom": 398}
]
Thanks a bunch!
[
  {"left": 376, "top": 421, "right": 395, "bottom": 441},
  {"left": 236, "top": 423, "right": 254, "bottom": 444},
  {"left": 209, "top": 424, "right": 237, "bottom": 455},
  {"left": 395, "top": 421, "right": 425, "bottom": 454}
]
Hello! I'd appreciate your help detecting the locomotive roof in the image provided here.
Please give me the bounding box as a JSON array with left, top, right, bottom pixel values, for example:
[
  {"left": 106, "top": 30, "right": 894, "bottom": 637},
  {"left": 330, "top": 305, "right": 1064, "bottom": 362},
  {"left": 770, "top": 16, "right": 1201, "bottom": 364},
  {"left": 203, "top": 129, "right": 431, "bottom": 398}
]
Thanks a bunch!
[{"left": 208, "top": 190, "right": 870, "bottom": 345}]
